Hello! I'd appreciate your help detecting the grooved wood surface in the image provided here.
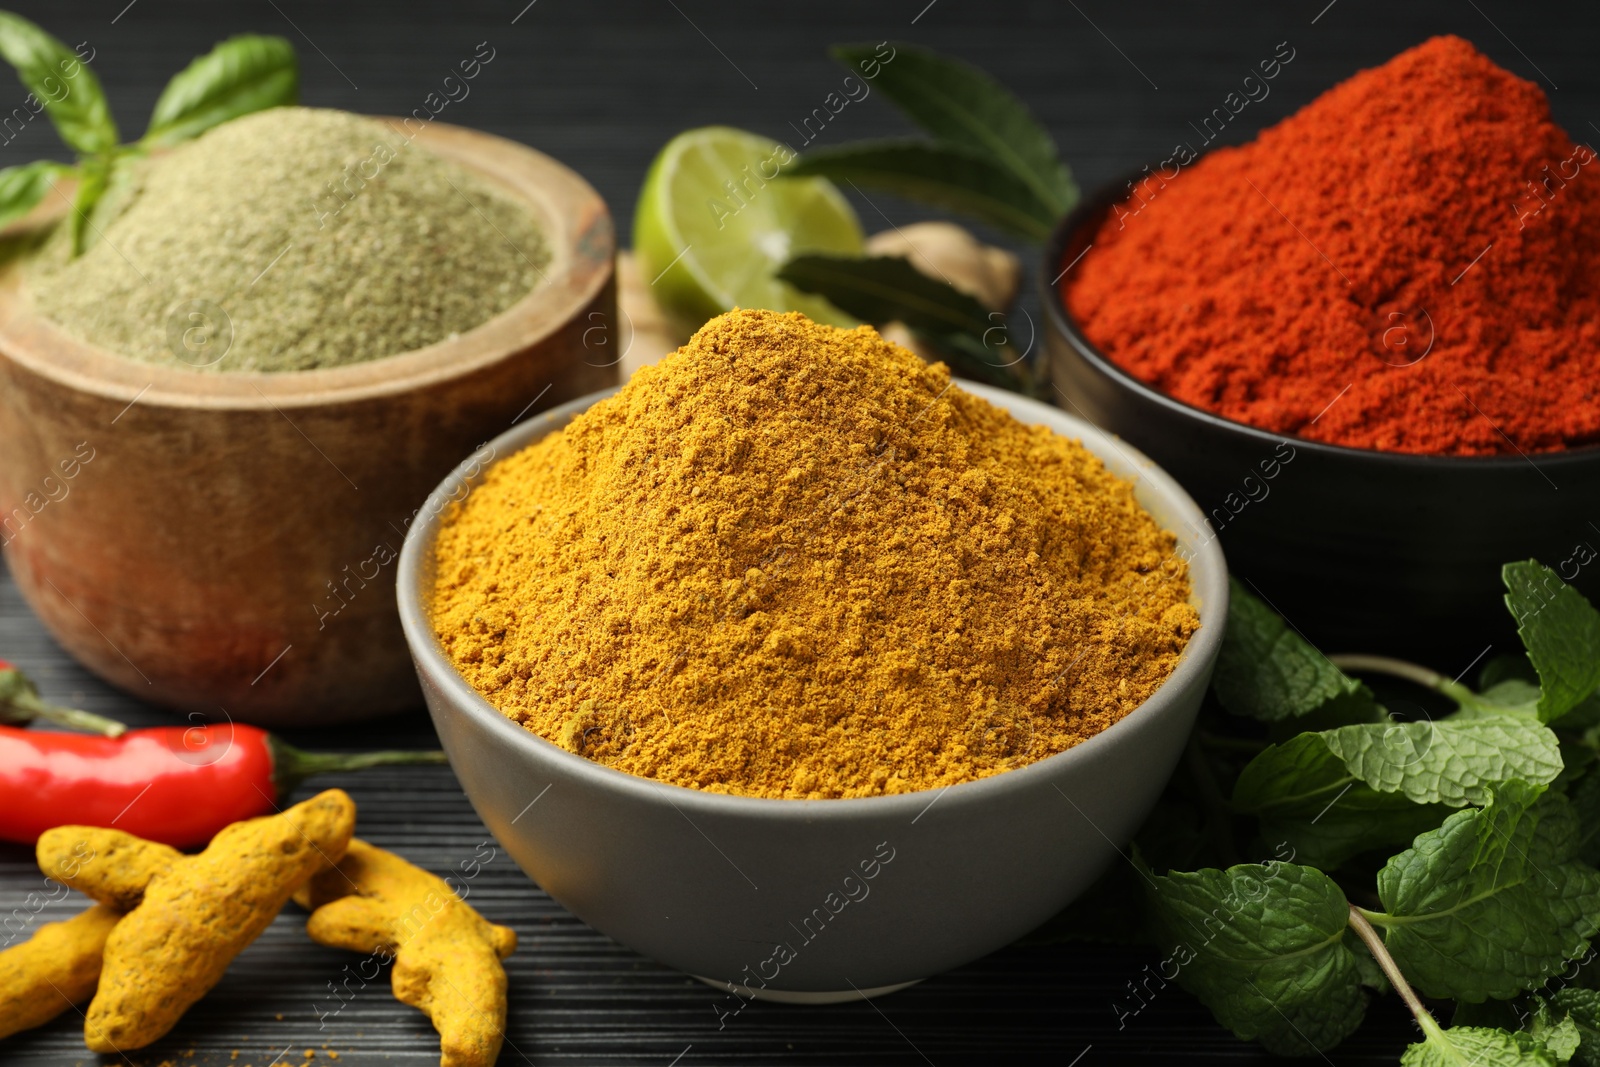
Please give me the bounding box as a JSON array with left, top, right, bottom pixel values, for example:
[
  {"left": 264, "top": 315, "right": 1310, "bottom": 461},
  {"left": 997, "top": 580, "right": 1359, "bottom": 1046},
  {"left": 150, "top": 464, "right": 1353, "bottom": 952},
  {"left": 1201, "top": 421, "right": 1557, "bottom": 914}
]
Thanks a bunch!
[{"left": 1, "top": 0, "right": 1592, "bottom": 1062}]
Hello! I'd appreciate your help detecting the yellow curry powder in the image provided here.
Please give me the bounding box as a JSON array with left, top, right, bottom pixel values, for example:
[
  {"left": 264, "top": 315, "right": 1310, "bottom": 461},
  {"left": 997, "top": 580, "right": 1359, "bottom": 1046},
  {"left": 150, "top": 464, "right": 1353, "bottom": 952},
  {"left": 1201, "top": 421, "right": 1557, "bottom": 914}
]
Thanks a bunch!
[{"left": 430, "top": 309, "right": 1198, "bottom": 798}]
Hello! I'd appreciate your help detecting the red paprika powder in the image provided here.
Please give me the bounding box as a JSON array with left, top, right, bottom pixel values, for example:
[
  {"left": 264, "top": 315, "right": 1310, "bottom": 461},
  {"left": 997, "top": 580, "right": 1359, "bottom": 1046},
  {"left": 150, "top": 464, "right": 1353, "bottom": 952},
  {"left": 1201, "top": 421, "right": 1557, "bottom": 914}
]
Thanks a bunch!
[{"left": 1064, "top": 36, "right": 1600, "bottom": 456}]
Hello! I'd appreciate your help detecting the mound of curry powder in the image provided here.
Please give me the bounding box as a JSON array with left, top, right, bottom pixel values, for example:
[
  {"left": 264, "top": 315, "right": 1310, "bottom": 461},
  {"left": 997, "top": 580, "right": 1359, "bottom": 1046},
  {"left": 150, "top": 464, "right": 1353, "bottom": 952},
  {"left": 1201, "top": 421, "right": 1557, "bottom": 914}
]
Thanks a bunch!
[{"left": 430, "top": 309, "right": 1198, "bottom": 798}]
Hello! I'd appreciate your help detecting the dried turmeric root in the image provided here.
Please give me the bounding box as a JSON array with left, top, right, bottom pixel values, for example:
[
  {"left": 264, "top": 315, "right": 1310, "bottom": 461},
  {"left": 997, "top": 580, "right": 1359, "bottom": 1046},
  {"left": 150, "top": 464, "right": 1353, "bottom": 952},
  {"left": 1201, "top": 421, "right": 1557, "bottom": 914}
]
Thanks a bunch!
[
  {"left": 36, "top": 827, "right": 182, "bottom": 911},
  {"left": 295, "top": 838, "right": 516, "bottom": 1067},
  {"left": 0, "top": 903, "right": 120, "bottom": 1040},
  {"left": 0, "top": 830, "right": 182, "bottom": 1040},
  {"left": 83, "top": 788, "right": 356, "bottom": 1052}
]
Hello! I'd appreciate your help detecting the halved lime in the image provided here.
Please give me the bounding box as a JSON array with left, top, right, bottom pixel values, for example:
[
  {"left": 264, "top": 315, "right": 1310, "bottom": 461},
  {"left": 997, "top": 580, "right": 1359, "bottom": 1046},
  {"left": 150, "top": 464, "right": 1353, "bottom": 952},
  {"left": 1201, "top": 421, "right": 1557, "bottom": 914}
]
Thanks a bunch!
[{"left": 634, "top": 126, "right": 864, "bottom": 328}]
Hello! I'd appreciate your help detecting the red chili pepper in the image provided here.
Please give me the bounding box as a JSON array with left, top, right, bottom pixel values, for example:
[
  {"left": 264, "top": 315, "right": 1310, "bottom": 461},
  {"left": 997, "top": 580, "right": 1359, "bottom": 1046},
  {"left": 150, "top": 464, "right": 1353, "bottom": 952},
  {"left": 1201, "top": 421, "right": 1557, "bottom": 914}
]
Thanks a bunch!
[{"left": 0, "top": 721, "right": 448, "bottom": 848}]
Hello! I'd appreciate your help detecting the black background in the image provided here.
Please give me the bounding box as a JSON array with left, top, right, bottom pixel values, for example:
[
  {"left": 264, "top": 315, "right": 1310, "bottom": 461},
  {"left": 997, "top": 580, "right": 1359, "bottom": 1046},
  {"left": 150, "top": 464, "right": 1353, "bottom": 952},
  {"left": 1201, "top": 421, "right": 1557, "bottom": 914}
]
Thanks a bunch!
[{"left": 1, "top": 1, "right": 1595, "bottom": 1064}]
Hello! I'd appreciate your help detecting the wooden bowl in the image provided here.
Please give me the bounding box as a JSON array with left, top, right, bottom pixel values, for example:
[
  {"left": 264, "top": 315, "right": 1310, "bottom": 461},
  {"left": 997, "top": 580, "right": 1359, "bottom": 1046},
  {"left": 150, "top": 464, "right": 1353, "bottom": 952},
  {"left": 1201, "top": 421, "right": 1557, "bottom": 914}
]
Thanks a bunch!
[{"left": 0, "top": 119, "right": 617, "bottom": 726}]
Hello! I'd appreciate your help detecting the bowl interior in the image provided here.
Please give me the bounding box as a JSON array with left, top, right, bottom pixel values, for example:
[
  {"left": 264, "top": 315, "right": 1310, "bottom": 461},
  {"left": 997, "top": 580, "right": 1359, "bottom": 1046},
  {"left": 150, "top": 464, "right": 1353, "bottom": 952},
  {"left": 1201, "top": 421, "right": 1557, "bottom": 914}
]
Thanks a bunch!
[
  {"left": 1044, "top": 174, "right": 1600, "bottom": 469},
  {"left": 0, "top": 117, "right": 615, "bottom": 410}
]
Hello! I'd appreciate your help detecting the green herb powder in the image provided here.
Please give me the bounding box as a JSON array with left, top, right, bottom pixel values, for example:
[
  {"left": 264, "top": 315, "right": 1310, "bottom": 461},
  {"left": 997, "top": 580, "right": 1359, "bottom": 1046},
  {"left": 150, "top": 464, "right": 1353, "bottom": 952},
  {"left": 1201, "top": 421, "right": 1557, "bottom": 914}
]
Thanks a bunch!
[{"left": 28, "top": 107, "right": 548, "bottom": 372}]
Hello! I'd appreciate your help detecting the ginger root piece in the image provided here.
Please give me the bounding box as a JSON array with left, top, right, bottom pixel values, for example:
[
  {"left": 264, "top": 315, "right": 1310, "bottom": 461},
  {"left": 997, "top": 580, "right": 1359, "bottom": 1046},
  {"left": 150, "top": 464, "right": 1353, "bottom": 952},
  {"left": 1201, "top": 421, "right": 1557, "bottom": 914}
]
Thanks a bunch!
[
  {"left": 866, "top": 221, "right": 1021, "bottom": 312},
  {"left": 295, "top": 838, "right": 516, "bottom": 1067},
  {"left": 0, "top": 904, "right": 120, "bottom": 1040},
  {"left": 36, "top": 828, "right": 182, "bottom": 911},
  {"left": 84, "top": 788, "right": 356, "bottom": 1052}
]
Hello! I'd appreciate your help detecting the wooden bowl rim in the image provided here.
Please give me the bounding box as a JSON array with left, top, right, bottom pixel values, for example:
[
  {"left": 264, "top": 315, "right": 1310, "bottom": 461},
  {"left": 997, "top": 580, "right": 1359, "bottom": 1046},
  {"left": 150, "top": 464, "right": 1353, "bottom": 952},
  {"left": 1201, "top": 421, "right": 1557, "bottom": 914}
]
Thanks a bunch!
[{"left": 0, "top": 116, "right": 614, "bottom": 412}]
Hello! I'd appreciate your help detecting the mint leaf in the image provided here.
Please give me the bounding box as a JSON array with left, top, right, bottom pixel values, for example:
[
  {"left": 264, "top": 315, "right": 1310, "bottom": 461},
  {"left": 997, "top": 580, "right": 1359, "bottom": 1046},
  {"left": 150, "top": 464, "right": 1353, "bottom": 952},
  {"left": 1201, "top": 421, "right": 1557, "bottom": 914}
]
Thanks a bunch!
[
  {"left": 0, "top": 12, "right": 118, "bottom": 155},
  {"left": 144, "top": 34, "right": 297, "bottom": 147},
  {"left": 1474, "top": 677, "right": 1545, "bottom": 718},
  {"left": 1568, "top": 772, "right": 1600, "bottom": 867},
  {"left": 1551, "top": 989, "right": 1600, "bottom": 1066},
  {"left": 830, "top": 42, "right": 1076, "bottom": 215},
  {"left": 1233, "top": 733, "right": 1450, "bottom": 868},
  {"left": 1529, "top": 998, "right": 1583, "bottom": 1064},
  {"left": 1321, "top": 716, "right": 1563, "bottom": 806},
  {"left": 1147, "top": 862, "right": 1367, "bottom": 1055},
  {"left": 789, "top": 140, "right": 1057, "bottom": 240},
  {"left": 1374, "top": 784, "right": 1600, "bottom": 1001},
  {"left": 1402, "top": 1023, "right": 1562, "bottom": 1067},
  {"left": 1214, "top": 578, "right": 1381, "bottom": 723},
  {"left": 0, "top": 159, "right": 68, "bottom": 229},
  {"left": 1505, "top": 561, "right": 1600, "bottom": 724}
]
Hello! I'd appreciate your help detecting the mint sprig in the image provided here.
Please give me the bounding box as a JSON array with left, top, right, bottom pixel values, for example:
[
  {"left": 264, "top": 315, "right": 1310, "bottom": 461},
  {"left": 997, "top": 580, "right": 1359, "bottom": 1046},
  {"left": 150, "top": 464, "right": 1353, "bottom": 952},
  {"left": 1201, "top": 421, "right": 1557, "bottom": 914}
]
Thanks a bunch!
[{"left": 1047, "top": 559, "right": 1600, "bottom": 1062}]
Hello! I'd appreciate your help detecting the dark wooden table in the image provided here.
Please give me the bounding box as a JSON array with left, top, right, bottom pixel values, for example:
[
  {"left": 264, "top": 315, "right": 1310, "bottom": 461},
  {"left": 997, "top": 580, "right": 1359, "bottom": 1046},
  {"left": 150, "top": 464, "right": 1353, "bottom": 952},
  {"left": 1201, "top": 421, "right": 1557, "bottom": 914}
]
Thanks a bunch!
[{"left": 2, "top": 1, "right": 1591, "bottom": 1062}]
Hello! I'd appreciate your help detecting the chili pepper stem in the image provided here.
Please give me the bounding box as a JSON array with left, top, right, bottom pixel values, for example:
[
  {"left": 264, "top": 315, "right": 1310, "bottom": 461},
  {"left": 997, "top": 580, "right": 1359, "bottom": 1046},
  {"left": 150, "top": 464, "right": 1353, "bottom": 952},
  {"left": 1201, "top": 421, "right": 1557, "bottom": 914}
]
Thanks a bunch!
[
  {"left": 268, "top": 737, "right": 449, "bottom": 797},
  {"left": 7, "top": 689, "right": 127, "bottom": 737}
]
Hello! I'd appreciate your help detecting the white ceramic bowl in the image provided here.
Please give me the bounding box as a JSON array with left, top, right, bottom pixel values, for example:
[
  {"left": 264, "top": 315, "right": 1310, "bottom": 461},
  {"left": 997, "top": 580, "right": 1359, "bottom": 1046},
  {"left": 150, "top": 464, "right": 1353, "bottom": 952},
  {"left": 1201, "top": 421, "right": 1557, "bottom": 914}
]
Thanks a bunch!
[{"left": 398, "top": 381, "right": 1228, "bottom": 1000}]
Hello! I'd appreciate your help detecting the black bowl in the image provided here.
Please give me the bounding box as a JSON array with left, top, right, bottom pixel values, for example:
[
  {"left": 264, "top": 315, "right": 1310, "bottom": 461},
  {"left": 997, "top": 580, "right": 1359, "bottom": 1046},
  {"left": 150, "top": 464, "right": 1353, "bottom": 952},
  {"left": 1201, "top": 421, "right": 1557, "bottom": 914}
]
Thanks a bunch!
[{"left": 1042, "top": 177, "right": 1600, "bottom": 670}]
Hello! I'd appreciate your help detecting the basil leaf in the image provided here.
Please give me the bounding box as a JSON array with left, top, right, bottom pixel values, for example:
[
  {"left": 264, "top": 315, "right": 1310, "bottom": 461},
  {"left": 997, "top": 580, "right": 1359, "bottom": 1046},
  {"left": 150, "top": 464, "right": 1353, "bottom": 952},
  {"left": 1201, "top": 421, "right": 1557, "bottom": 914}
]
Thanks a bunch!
[
  {"left": 831, "top": 42, "right": 1075, "bottom": 216},
  {"left": 1233, "top": 733, "right": 1451, "bottom": 868},
  {"left": 789, "top": 140, "right": 1057, "bottom": 241},
  {"left": 1213, "top": 578, "right": 1382, "bottom": 723},
  {"left": 1402, "top": 1024, "right": 1564, "bottom": 1067},
  {"left": 1320, "top": 716, "right": 1563, "bottom": 806},
  {"left": 1146, "top": 861, "right": 1367, "bottom": 1055},
  {"left": 1375, "top": 783, "right": 1600, "bottom": 1002},
  {"left": 0, "top": 159, "right": 69, "bottom": 229},
  {"left": 0, "top": 11, "right": 117, "bottom": 155},
  {"left": 1505, "top": 561, "right": 1600, "bottom": 724},
  {"left": 144, "top": 34, "right": 298, "bottom": 147}
]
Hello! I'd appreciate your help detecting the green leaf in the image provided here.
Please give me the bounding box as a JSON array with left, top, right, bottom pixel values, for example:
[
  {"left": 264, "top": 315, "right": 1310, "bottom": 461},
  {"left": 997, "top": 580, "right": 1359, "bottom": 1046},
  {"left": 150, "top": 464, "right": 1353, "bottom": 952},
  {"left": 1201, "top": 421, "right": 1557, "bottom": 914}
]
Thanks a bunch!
[
  {"left": 1473, "top": 677, "right": 1545, "bottom": 718},
  {"left": 1402, "top": 1023, "right": 1562, "bottom": 1067},
  {"left": 0, "top": 159, "right": 69, "bottom": 230},
  {"left": 1505, "top": 561, "right": 1600, "bottom": 724},
  {"left": 788, "top": 140, "right": 1056, "bottom": 240},
  {"left": 1565, "top": 771, "right": 1600, "bottom": 867},
  {"left": 776, "top": 255, "right": 1032, "bottom": 391},
  {"left": 68, "top": 158, "right": 111, "bottom": 255},
  {"left": 1551, "top": 989, "right": 1600, "bottom": 1066},
  {"left": 1482, "top": 653, "right": 1540, "bottom": 690},
  {"left": 1213, "top": 578, "right": 1382, "bottom": 723},
  {"left": 0, "top": 11, "right": 117, "bottom": 155},
  {"left": 1373, "top": 783, "right": 1600, "bottom": 1002},
  {"left": 778, "top": 253, "right": 989, "bottom": 337},
  {"left": 830, "top": 42, "right": 1076, "bottom": 215},
  {"left": 922, "top": 330, "right": 1036, "bottom": 393},
  {"left": 1321, "top": 716, "right": 1564, "bottom": 806},
  {"left": 1529, "top": 998, "right": 1583, "bottom": 1064},
  {"left": 143, "top": 34, "right": 297, "bottom": 147},
  {"left": 1146, "top": 861, "right": 1367, "bottom": 1055},
  {"left": 1233, "top": 733, "right": 1451, "bottom": 868}
]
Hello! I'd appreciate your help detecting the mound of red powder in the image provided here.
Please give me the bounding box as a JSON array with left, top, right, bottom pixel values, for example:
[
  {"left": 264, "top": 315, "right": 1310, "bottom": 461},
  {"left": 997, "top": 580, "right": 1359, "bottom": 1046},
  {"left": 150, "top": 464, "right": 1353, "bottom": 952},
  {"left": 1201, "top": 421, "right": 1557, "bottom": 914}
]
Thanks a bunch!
[{"left": 1065, "top": 36, "right": 1600, "bottom": 456}]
